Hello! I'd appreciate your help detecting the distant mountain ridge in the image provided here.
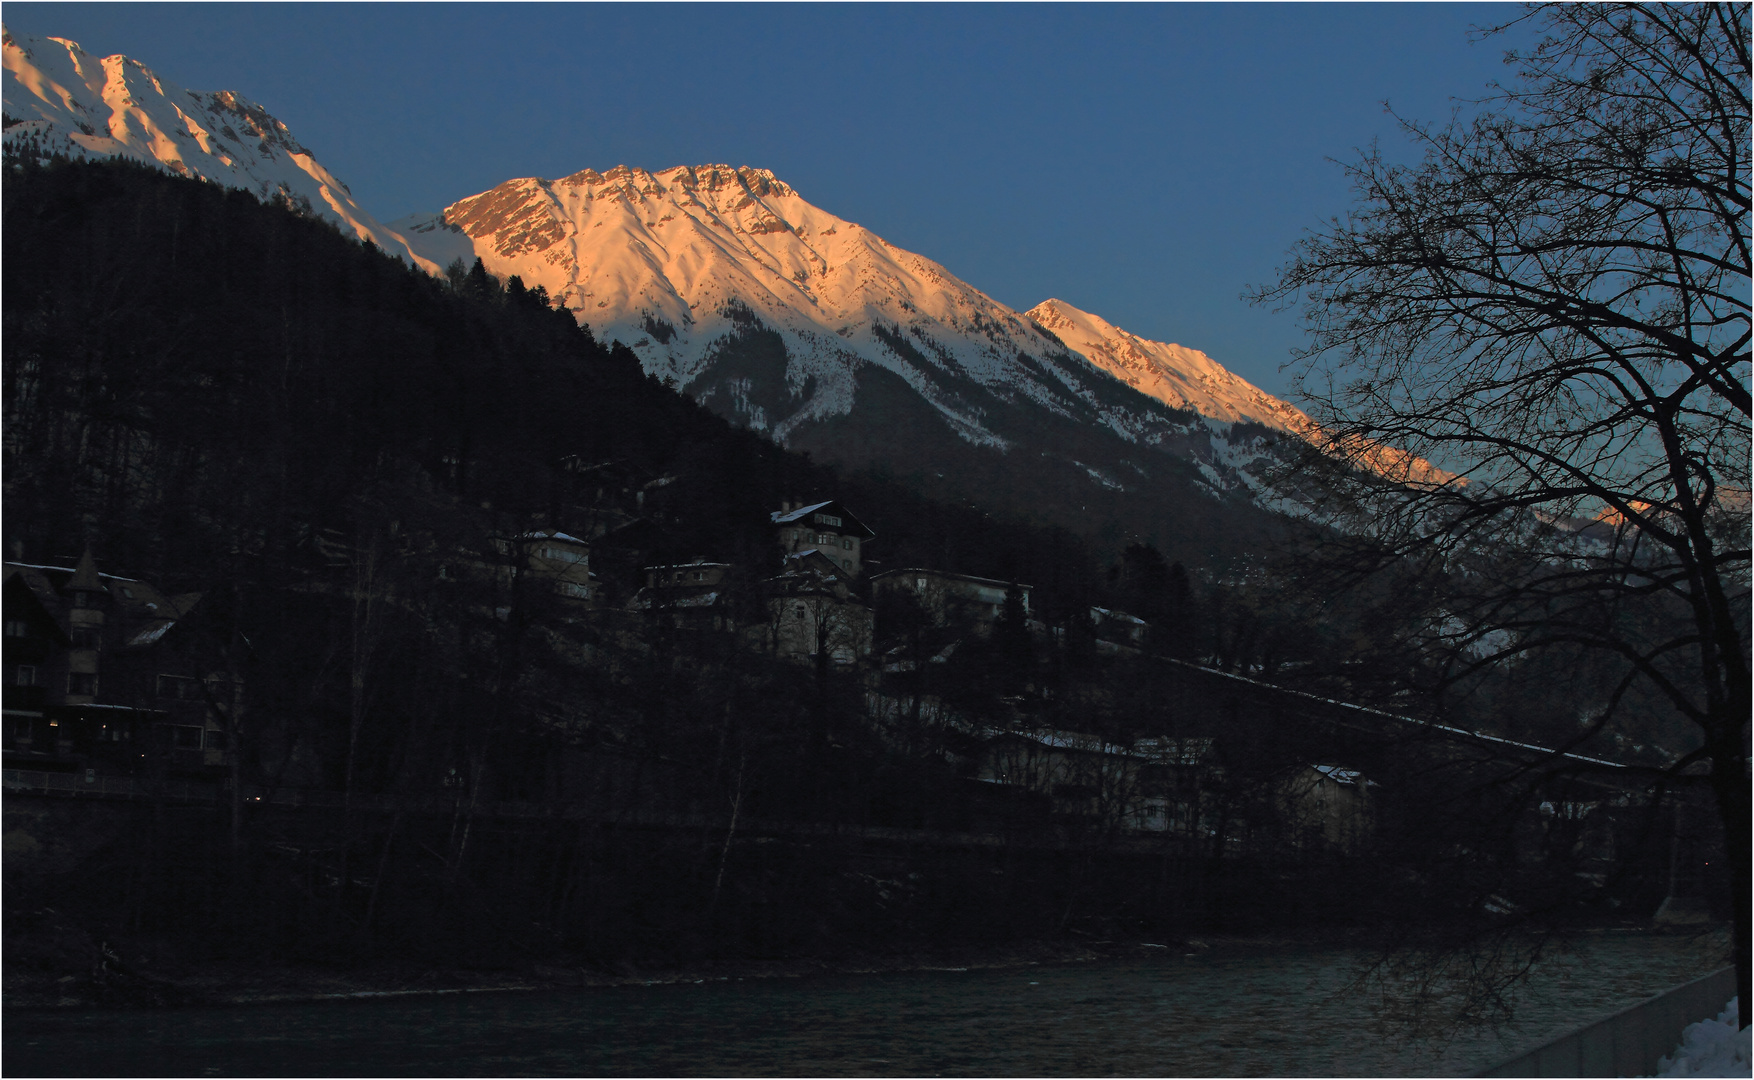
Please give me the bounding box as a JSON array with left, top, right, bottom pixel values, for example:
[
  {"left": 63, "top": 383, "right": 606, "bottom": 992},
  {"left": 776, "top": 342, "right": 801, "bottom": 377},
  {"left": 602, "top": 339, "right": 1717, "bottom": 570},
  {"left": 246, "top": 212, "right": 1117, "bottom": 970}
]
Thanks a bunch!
[
  {"left": 2, "top": 28, "right": 1366, "bottom": 558},
  {"left": 1, "top": 27, "right": 439, "bottom": 272}
]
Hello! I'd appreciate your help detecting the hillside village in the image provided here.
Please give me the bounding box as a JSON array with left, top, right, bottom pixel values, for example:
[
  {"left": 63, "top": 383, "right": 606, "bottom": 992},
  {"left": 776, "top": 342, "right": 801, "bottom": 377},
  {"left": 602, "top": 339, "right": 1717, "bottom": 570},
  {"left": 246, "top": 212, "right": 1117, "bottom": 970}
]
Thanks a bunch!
[
  {"left": 1, "top": 154, "right": 1719, "bottom": 997},
  {"left": 6, "top": 489, "right": 1386, "bottom": 852}
]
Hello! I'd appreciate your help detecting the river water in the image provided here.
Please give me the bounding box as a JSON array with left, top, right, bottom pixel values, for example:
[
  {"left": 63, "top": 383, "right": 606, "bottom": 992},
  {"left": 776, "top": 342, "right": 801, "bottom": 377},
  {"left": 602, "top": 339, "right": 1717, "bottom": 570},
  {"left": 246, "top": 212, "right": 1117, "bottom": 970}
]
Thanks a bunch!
[{"left": 4, "top": 933, "right": 1720, "bottom": 1076}]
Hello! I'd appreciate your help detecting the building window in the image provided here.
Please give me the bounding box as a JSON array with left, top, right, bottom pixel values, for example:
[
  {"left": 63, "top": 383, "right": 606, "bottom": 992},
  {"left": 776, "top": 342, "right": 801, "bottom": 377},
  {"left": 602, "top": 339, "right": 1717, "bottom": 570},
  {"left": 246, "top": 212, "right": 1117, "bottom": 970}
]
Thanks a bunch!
[
  {"left": 204, "top": 729, "right": 228, "bottom": 750},
  {"left": 814, "top": 514, "right": 842, "bottom": 527},
  {"left": 4, "top": 620, "right": 26, "bottom": 638},
  {"left": 71, "top": 626, "right": 102, "bottom": 651},
  {"left": 16, "top": 665, "right": 37, "bottom": 687},
  {"left": 842, "top": 539, "right": 853, "bottom": 550},
  {"left": 817, "top": 533, "right": 835, "bottom": 545},
  {"left": 67, "top": 672, "right": 97, "bottom": 696},
  {"left": 157, "top": 674, "right": 201, "bottom": 700}
]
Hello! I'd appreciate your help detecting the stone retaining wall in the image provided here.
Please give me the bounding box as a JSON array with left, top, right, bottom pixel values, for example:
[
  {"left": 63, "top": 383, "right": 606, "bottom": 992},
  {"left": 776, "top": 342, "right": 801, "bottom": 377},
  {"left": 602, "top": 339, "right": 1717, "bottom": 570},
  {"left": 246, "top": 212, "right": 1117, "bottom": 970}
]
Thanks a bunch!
[{"left": 1475, "top": 965, "right": 1735, "bottom": 1077}]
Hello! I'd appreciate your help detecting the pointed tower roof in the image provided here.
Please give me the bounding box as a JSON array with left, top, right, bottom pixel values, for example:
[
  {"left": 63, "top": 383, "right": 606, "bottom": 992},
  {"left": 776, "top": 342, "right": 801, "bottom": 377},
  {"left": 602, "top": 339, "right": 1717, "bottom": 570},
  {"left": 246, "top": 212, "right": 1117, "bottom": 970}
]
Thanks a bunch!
[{"left": 68, "top": 544, "right": 103, "bottom": 593}]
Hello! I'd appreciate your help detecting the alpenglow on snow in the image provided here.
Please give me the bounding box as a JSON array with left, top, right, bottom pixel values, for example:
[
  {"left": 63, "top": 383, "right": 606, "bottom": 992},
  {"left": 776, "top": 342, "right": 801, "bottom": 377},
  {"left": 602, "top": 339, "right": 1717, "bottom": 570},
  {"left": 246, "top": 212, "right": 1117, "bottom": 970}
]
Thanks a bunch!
[
  {"left": 2, "top": 27, "right": 439, "bottom": 272},
  {"left": 5, "top": 26, "right": 1427, "bottom": 515}
]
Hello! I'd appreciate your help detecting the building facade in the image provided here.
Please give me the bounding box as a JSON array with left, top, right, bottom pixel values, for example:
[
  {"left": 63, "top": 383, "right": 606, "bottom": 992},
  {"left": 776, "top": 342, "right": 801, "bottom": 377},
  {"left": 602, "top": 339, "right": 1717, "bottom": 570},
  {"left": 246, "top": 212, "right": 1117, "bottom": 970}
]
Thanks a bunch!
[{"left": 772, "top": 500, "right": 874, "bottom": 577}]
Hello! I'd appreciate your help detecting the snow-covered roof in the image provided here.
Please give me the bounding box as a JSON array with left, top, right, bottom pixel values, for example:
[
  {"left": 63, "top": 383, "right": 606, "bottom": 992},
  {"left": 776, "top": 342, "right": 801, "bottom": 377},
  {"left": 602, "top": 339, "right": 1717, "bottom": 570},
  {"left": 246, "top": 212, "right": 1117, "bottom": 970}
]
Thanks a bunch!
[
  {"left": 771, "top": 500, "right": 835, "bottom": 524},
  {"left": 4, "top": 562, "right": 143, "bottom": 583},
  {"left": 520, "top": 530, "right": 588, "bottom": 546},
  {"left": 671, "top": 591, "right": 721, "bottom": 608},
  {"left": 771, "top": 500, "right": 875, "bottom": 538},
  {"left": 1312, "top": 764, "right": 1368, "bottom": 786},
  {"left": 1090, "top": 606, "right": 1148, "bottom": 625},
  {"left": 631, "top": 588, "right": 725, "bottom": 610},
  {"left": 127, "top": 622, "right": 176, "bottom": 648},
  {"left": 871, "top": 567, "right": 1033, "bottom": 592}
]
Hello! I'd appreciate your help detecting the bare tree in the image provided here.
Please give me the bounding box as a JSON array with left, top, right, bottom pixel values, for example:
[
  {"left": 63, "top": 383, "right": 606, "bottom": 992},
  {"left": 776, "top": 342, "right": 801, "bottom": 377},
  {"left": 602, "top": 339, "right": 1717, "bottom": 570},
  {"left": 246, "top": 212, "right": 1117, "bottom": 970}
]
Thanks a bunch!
[{"left": 1253, "top": 3, "right": 1749, "bottom": 1012}]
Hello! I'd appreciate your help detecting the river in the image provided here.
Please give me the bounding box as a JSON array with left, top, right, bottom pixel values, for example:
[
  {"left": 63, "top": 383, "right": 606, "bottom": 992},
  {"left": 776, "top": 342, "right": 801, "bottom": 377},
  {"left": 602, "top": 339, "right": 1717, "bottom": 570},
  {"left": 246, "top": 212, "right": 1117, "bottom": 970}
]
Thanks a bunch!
[{"left": 4, "top": 932, "right": 1720, "bottom": 1076}]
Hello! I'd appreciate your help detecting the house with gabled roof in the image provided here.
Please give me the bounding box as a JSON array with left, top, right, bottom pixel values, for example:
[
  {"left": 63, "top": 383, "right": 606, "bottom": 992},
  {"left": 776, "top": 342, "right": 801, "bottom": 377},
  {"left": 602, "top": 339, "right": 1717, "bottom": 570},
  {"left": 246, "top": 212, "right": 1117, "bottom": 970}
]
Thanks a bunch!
[
  {"left": 871, "top": 567, "right": 1032, "bottom": 637},
  {"left": 630, "top": 559, "right": 738, "bottom": 632},
  {"left": 765, "top": 549, "right": 873, "bottom": 666},
  {"left": 4, "top": 549, "right": 230, "bottom": 774},
  {"left": 518, "top": 529, "right": 596, "bottom": 602},
  {"left": 772, "top": 500, "right": 874, "bottom": 577}
]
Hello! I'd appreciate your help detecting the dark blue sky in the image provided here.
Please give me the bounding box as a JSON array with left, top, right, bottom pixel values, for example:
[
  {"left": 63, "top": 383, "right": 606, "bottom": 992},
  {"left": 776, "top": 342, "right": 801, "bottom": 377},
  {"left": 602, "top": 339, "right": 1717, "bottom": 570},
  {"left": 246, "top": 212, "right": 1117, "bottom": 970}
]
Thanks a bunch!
[{"left": 7, "top": 3, "right": 1532, "bottom": 395}]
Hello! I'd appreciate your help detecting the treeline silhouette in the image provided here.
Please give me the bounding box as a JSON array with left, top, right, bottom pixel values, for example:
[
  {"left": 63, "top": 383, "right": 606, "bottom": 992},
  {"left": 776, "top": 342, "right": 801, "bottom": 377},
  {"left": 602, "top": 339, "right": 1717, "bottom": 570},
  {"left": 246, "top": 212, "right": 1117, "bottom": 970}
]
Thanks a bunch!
[
  {"left": 0, "top": 158, "right": 1256, "bottom": 972},
  {"left": 3, "top": 159, "right": 1698, "bottom": 984}
]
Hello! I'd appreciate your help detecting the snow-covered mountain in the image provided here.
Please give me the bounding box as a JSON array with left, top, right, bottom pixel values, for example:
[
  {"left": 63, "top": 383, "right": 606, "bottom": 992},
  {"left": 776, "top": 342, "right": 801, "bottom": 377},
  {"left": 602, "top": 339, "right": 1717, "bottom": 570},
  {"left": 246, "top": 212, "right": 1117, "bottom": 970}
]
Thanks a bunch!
[
  {"left": 1, "top": 27, "right": 439, "bottom": 273},
  {"left": 391, "top": 164, "right": 1184, "bottom": 450},
  {"left": 390, "top": 165, "right": 1319, "bottom": 512},
  {"left": 1, "top": 27, "right": 1368, "bottom": 553}
]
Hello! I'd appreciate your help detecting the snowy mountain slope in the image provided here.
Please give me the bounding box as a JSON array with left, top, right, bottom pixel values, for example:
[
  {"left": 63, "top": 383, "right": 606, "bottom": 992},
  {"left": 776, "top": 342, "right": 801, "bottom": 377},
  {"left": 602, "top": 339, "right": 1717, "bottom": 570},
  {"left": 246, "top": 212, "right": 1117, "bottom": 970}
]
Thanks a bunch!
[
  {"left": 1, "top": 27, "right": 439, "bottom": 273},
  {"left": 0, "top": 23, "right": 1383, "bottom": 550},
  {"left": 1027, "top": 298, "right": 1454, "bottom": 491},
  {"left": 390, "top": 164, "right": 1320, "bottom": 512},
  {"left": 1025, "top": 299, "right": 1311, "bottom": 433},
  {"left": 391, "top": 163, "right": 1204, "bottom": 451}
]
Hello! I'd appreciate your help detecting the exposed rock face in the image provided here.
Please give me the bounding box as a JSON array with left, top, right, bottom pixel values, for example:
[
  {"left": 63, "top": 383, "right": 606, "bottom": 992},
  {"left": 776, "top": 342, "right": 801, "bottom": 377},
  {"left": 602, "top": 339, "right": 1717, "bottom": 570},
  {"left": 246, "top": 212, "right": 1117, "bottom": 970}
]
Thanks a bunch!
[
  {"left": 1, "top": 26, "right": 439, "bottom": 272},
  {"left": 390, "top": 162, "right": 1344, "bottom": 534}
]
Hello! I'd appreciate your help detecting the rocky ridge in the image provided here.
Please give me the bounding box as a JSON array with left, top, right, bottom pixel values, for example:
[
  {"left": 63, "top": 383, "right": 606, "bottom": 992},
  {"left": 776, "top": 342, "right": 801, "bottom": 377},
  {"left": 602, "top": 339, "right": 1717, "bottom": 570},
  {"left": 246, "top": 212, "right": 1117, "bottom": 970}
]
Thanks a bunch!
[
  {"left": 2, "top": 27, "right": 1374, "bottom": 537},
  {"left": 1, "top": 27, "right": 439, "bottom": 272}
]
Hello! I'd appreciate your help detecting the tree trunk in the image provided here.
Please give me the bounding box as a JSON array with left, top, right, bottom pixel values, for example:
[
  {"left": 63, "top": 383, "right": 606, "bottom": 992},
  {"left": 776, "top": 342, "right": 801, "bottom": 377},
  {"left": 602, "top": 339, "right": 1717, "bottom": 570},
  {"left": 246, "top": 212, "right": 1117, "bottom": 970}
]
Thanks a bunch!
[{"left": 1707, "top": 713, "right": 1751, "bottom": 1028}]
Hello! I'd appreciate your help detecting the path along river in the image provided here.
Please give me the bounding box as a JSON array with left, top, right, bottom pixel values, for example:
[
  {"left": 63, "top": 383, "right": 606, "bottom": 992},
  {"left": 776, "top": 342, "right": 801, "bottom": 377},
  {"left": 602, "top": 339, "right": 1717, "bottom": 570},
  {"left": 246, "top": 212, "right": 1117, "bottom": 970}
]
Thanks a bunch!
[{"left": 4, "top": 932, "right": 1721, "bottom": 1076}]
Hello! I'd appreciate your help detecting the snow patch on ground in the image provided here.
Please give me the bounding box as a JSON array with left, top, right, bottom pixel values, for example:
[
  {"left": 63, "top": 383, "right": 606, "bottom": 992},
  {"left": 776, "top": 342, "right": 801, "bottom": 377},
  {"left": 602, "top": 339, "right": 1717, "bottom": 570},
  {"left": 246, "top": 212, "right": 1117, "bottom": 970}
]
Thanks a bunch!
[{"left": 1657, "top": 998, "right": 1748, "bottom": 1077}]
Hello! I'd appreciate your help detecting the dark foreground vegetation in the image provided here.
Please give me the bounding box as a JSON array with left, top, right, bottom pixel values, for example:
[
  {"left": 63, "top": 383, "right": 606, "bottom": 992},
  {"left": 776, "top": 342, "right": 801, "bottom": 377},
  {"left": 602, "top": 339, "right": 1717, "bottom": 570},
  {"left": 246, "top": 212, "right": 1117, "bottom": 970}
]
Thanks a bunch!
[{"left": 2, "top": 158, "right": 1727, "bottom": 1009}]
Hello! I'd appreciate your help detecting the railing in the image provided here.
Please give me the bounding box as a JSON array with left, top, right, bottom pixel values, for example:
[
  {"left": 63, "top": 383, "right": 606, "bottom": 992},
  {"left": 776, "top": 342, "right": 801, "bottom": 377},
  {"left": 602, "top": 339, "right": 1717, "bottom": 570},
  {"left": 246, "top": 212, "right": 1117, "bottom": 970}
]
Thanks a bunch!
[
  {"left": 3, "top": 768, "right": 1200, "bottom": 854},
  {"left": 4, "top": 767, "right": 219, "bottom": 803},
  {"left": 1473, "top": 966, "right": 1737, "bottom": 1077}
]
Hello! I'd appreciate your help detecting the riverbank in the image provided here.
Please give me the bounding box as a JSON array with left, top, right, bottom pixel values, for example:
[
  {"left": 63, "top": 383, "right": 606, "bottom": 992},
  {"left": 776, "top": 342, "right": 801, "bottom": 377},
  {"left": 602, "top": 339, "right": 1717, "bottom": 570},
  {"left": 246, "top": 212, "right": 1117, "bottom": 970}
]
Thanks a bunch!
[
  {"left": 4, "top": 911, "right": 1170, "bottom": 1011},
  {"left": 9, "top": 900, "right": 1727, "bottom": 1018},
  {"left": 6, "top": 932, "right": 1728, "bottom": 1078}
]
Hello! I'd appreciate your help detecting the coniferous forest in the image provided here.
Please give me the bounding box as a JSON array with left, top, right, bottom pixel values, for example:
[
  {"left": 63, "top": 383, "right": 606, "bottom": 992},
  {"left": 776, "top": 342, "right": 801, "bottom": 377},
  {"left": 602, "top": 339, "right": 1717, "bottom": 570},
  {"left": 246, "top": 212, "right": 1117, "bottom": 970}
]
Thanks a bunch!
[{"left": 2, "top": 158, "right": 1720, "bottom": 998}]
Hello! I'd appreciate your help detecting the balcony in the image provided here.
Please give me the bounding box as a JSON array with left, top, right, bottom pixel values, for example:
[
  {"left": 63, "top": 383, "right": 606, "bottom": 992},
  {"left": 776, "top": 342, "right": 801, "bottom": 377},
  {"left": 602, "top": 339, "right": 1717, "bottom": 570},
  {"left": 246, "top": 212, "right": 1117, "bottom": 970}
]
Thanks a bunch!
[{"left": 2, "top": 685, "right": 47, "bottom": 711}]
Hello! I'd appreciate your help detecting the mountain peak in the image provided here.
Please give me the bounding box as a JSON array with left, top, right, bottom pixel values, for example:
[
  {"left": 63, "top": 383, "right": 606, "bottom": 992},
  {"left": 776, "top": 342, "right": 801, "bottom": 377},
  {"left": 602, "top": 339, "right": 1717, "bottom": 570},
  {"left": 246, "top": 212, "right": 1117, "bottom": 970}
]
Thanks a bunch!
[{"left": 2, "top": 26, "right": 431, "bottom": 270}]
